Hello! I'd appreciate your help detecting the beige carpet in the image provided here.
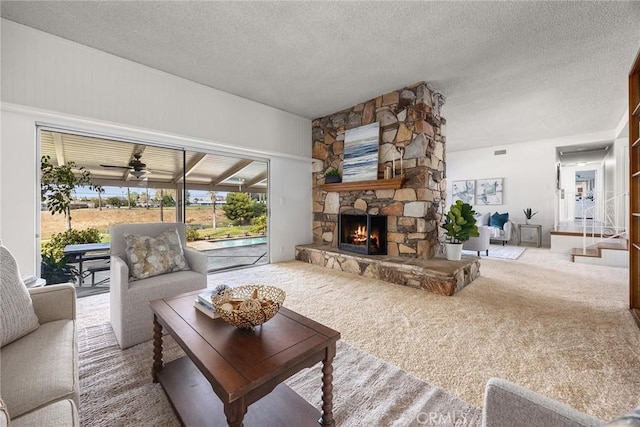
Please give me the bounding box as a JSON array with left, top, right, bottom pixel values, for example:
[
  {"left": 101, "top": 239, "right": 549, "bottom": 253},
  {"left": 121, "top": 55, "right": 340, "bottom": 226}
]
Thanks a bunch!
[
  {"left": 77, "top": 247, "right": 639, "bottom": 423},
  {"left": 78, "top": 321, "right": 480, "bottom": 426}
]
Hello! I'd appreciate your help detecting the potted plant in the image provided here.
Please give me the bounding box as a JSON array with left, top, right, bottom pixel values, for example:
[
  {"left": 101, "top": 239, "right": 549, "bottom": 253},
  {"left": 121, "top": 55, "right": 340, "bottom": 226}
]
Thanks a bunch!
[
  {"left": 40, "top": 253, "right": 79, "bottom": 285},
  {"left": 523, "top": 208, "right": 538, "bottom": 224},
  {"left": 324, "top": 168, "right": 341, "bottom": 184},
  {"left": 441, "top": 200, "right": 479, "bottom": 261}
]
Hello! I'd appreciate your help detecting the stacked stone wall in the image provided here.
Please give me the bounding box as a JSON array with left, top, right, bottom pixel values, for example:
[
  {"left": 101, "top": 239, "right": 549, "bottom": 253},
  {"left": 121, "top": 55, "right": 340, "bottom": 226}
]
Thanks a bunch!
[{"left": 312, "top": 81, "right": 447, "bottom": 259}]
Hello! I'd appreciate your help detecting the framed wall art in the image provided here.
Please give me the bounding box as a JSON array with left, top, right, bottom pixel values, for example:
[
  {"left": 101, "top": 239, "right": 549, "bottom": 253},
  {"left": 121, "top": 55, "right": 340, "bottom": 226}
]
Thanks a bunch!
[
  {"left": 476, "top": 178, "right": 503, "bottom": 205},
  {"left": 342, "top": 122, "right": 380, "bottom": 182},
  {"left": 452, "top": 180, "right": 475, "bottom": 204}
]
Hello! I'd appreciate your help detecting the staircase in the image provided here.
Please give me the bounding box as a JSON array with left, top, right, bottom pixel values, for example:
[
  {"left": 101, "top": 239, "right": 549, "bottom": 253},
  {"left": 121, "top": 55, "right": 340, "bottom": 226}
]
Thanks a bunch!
[
  {"left": 571, "top": 237, "right": 629, "bottom": 267},
  {"left": 551, "top": 191, "right": 629, "bottom": 267},
  {"left": 569, "top": 192, "right": 628, "bottom": 267}
]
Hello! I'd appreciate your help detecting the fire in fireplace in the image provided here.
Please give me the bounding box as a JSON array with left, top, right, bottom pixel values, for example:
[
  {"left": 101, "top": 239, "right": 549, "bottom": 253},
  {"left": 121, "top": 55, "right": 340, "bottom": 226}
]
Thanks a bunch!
[{"left": 339, "top": 212, "right": 387, "bottom": 255}]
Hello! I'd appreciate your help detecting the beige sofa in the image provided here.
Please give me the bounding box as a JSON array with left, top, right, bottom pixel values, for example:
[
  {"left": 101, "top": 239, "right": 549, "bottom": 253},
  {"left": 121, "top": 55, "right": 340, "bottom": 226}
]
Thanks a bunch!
[{"left": 1, "top": 283, "right": 79, "bottom": 426}]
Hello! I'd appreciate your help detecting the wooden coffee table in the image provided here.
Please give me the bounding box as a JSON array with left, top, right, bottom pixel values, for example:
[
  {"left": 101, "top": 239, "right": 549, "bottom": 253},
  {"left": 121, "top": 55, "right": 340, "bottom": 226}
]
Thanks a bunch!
[{"left": 149, "top": 291, "right": 341, "bottom": 427}]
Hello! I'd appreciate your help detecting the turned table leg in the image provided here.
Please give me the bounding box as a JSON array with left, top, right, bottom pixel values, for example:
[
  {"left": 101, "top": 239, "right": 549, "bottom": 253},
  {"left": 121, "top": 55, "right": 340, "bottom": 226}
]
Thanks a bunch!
[
  {"left": 320, "top": 343, "right": 336, "bottom": 427},
  {"left": 151, "top": 315, "right": 164, "bottom": 383},
  {"left": 223, "top": 399, "right": 247, "bottom": 427}
]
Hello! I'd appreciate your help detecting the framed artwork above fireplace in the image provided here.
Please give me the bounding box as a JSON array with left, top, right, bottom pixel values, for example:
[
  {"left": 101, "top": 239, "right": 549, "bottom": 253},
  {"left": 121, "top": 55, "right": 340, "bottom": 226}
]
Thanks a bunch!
[{"left": 343, "top": 122, "right": 380, "bottom": 182}]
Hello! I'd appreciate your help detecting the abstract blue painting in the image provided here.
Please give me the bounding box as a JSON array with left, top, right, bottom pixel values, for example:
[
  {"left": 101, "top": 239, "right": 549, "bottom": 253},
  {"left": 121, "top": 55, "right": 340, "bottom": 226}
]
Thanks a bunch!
[
  {"left": 452, "top": 180, "right": 476, "bottom": 204},
  {"left": 343, "top": 122, "right": 380, "bottom": 182},
  {"left": 476, "top": 178, "right": 503, "bottom": 205}
]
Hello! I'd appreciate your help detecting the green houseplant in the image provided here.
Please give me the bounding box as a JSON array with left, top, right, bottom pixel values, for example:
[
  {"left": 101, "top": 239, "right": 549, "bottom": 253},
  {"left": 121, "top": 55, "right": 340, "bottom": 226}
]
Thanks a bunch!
[
  {"left": 324, "top": 168, "right": 341, "bottom": 184},
  {"left": 441, "top": 200, "right": 479, "bottom": 260}
]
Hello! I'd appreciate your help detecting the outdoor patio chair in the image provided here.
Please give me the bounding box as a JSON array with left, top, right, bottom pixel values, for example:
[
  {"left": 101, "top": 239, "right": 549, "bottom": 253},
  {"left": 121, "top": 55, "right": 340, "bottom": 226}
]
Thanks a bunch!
[
  {"left": 82, "top": 258, "right": 110, "bottom": 286},
  {"left": 109, "top": 222, "right": 207, "bottom": 349}
]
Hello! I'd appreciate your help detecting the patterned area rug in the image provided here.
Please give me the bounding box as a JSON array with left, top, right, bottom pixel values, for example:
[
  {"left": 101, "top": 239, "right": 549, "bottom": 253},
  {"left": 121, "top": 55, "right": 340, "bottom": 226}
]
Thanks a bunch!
[
  {"left": 463, "top": 244, "right": 526, "bottom": 260},
  {"left": 78, "top": 321, "right": 481, "bottom": 426}
]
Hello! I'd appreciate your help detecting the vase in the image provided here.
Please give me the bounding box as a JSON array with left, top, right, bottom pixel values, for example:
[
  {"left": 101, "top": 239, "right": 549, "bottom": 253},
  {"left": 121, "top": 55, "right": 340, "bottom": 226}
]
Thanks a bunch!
[
  {"left": 445, "top": 242, "right": 463, "bottom": 261},
  {"left": 325, "top": 175, "right": 341, "bottom": 184},
  {"left": 525, "top": 218, "right": 530, "bottom": 225}
]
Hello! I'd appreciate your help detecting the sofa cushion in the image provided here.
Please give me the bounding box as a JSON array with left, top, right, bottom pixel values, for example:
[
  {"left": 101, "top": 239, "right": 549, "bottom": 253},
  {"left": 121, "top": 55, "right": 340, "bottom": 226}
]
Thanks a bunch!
[
  {"left": 0, "top": 398, "right": 9, "bottom": 427},
  {"left": 604, "top": 407, "right": 640, "bottom": 426},
  {"left": 12, "top": 399, "right": 78, "bottom": 427},
  {"left": 490, "top": 212, "right": 509, "bottom": 229},
  {"left": 124, "top": 228, "right": 189, "bottom": 280},
  {"left": 475, "top": 212, "right": 491, "bottom": 227},
  {"left": 1, "top": 320, "right": 77, "bottom": 418},
  {"left": 0, "top": 246, "right": 40, "bottom": 347}
]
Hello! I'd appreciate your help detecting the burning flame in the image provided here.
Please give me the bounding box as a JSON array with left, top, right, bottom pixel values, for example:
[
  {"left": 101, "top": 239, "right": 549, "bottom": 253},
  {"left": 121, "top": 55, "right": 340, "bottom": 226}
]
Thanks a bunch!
[{"left": 351, "top": 225, "right": 367, "bottom": 244}]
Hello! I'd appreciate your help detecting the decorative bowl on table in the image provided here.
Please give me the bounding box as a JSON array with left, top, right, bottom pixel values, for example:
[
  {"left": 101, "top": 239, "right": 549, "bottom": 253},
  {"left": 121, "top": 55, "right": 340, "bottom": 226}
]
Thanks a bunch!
[{"left": 211, "top": 285, "right": 286, "bottom": 329}]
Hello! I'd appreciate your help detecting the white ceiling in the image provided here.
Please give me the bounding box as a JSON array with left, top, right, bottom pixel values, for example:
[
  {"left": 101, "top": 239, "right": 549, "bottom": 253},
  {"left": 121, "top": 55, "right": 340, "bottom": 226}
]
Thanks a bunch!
[{"left": 2, "top": 1, "right": 640, "bottom": 152}]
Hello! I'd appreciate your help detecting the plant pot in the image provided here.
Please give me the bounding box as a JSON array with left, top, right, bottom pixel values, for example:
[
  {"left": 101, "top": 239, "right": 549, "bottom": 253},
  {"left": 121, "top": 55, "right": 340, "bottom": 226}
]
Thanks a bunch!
[
  {"left": 445, "top": 242, "right": 463, "bottom": 261},
  {"left": 325, "top": 175, "right": 341, "bottom": 184}
]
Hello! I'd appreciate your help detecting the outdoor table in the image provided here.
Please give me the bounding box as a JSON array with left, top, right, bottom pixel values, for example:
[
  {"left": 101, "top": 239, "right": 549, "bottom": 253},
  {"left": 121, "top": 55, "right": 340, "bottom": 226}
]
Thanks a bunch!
[{"left": 63, "top": 243, "right": 110, "bottom": 285}]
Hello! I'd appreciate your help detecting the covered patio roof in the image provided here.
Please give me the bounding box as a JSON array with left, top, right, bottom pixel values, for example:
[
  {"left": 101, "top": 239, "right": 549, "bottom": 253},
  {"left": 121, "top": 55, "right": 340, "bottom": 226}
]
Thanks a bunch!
[{"left": 40, "top": 130, "right": 268, "bottom": 193}]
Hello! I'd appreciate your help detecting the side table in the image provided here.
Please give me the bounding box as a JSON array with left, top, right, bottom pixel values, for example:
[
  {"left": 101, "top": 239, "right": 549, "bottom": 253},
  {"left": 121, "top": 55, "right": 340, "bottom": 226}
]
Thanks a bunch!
[{"left": 518, "top": 224, "right": 542, "bottom": 247}]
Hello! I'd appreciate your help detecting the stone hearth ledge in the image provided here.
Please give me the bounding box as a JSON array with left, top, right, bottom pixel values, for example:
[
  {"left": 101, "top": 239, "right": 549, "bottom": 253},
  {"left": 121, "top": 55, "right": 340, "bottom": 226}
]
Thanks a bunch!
[{"left": 295, "top": 244, "right": 480, "bottom": 296}]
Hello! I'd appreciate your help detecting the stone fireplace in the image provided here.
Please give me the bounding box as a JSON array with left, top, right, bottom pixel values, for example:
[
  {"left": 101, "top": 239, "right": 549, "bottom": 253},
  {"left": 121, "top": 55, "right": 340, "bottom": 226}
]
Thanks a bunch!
[
  {"left": 339, "top": 211, "right": 387, "bottom": 255},
  {"left": 311, "top": 81, "right": 447, "bottom": 260},
  {"left": 298, "top": 81, "right": 481, "bottom": 296}
]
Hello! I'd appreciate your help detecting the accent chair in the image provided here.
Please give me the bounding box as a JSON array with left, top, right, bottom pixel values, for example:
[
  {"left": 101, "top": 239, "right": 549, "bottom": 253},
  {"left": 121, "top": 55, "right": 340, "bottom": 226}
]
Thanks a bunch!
[
  {"left": 109, "top": 222, "right": 207, "bottom": 349},
  {"left": 475, "top": 212, "right": 514, "bottom": 246},
  {"left": 463, "top": 226, "right": 491, "bottom": 256}
]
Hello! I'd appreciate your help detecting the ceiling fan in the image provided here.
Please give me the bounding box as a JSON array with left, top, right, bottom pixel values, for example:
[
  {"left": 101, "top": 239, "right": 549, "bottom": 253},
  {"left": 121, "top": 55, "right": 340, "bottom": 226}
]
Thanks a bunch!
[{"left": 100, "top": 153, "right": 150, "bottom": 178}]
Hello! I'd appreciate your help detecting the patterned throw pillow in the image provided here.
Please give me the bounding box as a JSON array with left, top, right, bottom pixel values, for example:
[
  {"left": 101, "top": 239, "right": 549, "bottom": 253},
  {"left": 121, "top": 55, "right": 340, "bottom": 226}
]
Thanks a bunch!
[
  {"left": 0, "top": 397, "right": 10, "bottom": 427},
  {"left": 123, "top": 228, "right": 190, "bottom": 280},
  {"left": 604, "top": 407, "right": 640, "bottom": 426},
  {"left": 0, "top": 245, "right": 40, "bottom": 347}
]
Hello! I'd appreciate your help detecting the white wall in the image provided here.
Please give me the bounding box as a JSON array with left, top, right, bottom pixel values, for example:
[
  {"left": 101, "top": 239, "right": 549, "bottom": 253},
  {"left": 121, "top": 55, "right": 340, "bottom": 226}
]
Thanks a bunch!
[
  {"left": 1, "top": 20, "right": 312, "bottom": 274},
  {"left": 448, "top": 131, "right": 628, "bottom": 247},
  {"left": 447, "top": 141, "right": 558, "bottom": 246}
]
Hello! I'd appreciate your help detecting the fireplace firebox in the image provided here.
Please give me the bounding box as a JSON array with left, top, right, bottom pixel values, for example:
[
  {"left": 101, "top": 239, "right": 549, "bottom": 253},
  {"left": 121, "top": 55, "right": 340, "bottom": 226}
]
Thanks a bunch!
[{"left": 339, "top": 212, "right": 387, "bottom": 255}]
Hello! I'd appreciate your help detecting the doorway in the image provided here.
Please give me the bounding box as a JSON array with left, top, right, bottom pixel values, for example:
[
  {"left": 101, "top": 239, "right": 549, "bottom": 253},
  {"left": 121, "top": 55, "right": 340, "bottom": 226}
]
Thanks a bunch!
[
  {"left": 574, "top": 170, "right": 596, "bottom": 220},
  {"left": 38, "top": 128, "right": 270, "bottom": 295}
]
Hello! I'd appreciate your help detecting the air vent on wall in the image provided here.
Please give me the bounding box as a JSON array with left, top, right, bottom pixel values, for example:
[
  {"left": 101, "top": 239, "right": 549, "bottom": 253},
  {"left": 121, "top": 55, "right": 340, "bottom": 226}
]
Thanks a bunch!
[{"left": 494, "top": 149, "right": 507, "bottom": 156}]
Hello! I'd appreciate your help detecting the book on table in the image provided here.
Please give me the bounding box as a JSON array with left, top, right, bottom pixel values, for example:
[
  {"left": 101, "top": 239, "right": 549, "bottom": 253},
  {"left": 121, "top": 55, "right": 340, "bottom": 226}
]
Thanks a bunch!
[
  {"left": 194, "top": 289, "right": 221, "bottom": 319},
  {"left": 197, "top": 289, "right": 217, "bottom": 310},
  {"left": 193, "top": 300, "right": 220, "bottom": 319}
]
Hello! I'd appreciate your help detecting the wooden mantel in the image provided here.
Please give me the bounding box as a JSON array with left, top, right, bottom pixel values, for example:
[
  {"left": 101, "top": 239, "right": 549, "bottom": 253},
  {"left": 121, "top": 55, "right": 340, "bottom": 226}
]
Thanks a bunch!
[{"left": 320, "top": 177, "right": 405, "bottom": 192}]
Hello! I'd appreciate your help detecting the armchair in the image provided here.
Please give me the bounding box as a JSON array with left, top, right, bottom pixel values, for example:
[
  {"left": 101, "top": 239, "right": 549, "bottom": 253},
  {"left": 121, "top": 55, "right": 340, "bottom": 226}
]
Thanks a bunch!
[
  {"left": 109, "top": 223, "right": 207, "bottom": 349},
  {"left": 463, "top": 226, "right": 491, "bottom": 256},
  {"left": 474, "top": 212, "right": 514, "bottom": 246},
  {"left": 489, "top": 220, "right": 514, "bottom": 246}
]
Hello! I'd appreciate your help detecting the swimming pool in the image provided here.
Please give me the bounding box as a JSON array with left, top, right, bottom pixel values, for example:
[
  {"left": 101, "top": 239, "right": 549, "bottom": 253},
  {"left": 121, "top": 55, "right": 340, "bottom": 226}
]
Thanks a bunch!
[{"left": 206, "top": 236, "right": 267, "bottom": 249}]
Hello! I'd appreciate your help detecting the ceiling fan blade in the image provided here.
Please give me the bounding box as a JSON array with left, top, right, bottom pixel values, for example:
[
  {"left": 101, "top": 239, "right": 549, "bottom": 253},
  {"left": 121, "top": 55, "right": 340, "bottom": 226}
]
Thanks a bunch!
[
  {"left": 100, "top": 164, "right": 130, "bottom": 169},
  {"left": 147, "top": 168, "right": 174, "bottom": 175}
]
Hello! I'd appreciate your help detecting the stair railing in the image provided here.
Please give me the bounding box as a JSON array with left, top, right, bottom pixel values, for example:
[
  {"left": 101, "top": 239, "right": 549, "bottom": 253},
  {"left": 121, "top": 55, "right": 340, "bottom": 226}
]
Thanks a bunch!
[{"left": 580, "top": 191, "right": 628, "bottom": 254}]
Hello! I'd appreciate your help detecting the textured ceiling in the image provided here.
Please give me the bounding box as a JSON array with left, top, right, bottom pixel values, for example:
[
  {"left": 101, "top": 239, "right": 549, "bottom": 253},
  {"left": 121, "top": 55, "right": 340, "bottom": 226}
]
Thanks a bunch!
[{"left": 2, "top": 1, "right": 640, "bottom": 152}]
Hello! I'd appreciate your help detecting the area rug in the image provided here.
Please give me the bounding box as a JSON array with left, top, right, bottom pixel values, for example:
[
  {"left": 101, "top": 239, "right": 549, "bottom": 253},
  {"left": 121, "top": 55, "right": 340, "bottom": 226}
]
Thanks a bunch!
[
  {"left": 462, "top": 244, "right": 526, "bottom": 260},
  {"left": 78, "top": 321, "right": 481, "bottom": 427}
]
